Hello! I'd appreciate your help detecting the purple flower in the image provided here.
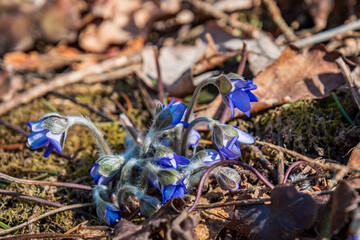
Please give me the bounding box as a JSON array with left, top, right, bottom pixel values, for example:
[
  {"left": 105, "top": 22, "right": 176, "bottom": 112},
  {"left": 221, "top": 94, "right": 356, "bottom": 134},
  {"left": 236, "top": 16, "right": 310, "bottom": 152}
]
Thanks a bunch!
[
  {"left": 221, "top": 75, "right": 258, "bottom": 118},
  {"left": 156, "top": 152, "right": 190, "bottom": 169},
  {"left": 162, "top": 98, "right": 186, "bottom": 128},
  {"left": 104, "top": 204, "right": 121, "bottom": 226},
  {"left": 187, "top": 129, "right": 201, "bottom": 148},
  {"left": 27, "top": 119, "right": 64, "bottom": 158},
  {"left": 212, "top": 124, "right": 254, "bottom": 159},
  {"left": 160, "top": 178, "right": 188, "bottom": 204}
]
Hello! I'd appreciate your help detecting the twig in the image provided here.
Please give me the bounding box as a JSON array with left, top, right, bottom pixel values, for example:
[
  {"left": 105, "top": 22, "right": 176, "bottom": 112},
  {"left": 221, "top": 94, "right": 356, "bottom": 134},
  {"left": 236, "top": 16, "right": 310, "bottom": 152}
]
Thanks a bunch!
[
  {"left": 194, "top": 197, "right": 271, "bottom": 210},
  {"left": 186, "top": 0, "right": 262, "bottom": 38},
  {"left": 118, "top": 91, "right": 133, "bottom": 114},
  {"left": 0, "top": 118, "right": 28, "bottom": 136},
  {"left": 135, "top": 74, "right": 156, "bottom": 116},
  {"left": 255, "top": 140, "right": 360, "bottom": 173},
  {"left": 277, "top": 152, "right": 285, "bottom": 184},
  {"left": 0, "top": 172, "right": 92, "bottom": 191},
  {"left": 153, "top": 46, "right": 164, "bottom": 103},
  {"left": 50, "top": 91, "right": 113, "bottom": 122},
  {"left": 336, "top": 57, "right": 360, "bottom": 110},
  {"left": 292, "top": 19, "right": 360, "bottom": 48},
  {"left": 263, "top": 0, "right": 298, "bottom": 41},
  {"left": 83, "top": 64, "right": 141, "bottom": 84},
  {"left": 188, "top": 160, "right": 275, "bottom": 213},
  {"left": 0, "top": 233, "right": 86, "bottom": 240},
  {"left": 195, "top": 187, "right": 360, "bottom": 210},
  {"left": 119, "top": 114, "right": 143, "bottom": 145},
  {"left": 244, "top": 145, "right": 277, "bottom": 178},
  {"left": 0, "top": 143, "right": 24, "bottom": 150},
  {"left": 0, "top": 54, "right": 141, "bottom": 116},
  {"left": 0, "top": 203, "right": 93, "bottom": 235},
  {"left": 126, "top": 208, "right": 140, "bottom": 221},
  {"left": 64, "top": 220, "right": 88, "bottom": 234},
  {"left": 282, "top": 161, "right": 322, "bottom": 184},
  {"left": 0, "top": 188, "right": 64, "bottom": 208}
]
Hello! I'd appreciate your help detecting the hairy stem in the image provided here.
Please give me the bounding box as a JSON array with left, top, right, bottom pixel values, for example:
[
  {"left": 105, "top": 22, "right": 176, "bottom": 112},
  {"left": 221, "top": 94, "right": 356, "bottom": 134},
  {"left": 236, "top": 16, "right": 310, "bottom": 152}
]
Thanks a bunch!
[
  {"left": 188, "top": 160, "right": 275, "bottom": 213},
  {"left": 68, "top": 116, "right": 112, "bottom": 155},
  {"left": 183, "top": 78, "right": 216, "bottom": 122},
  {"left": 181, "top": 117, "right": 216, "bottom": 157}
]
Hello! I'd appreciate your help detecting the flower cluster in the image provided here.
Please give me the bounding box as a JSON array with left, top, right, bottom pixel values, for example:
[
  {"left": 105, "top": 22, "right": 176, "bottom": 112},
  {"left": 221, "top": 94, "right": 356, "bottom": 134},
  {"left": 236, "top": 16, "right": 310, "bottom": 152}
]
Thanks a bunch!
[{"left": 26, "top": 73, "right": 258, "bottom": 226}]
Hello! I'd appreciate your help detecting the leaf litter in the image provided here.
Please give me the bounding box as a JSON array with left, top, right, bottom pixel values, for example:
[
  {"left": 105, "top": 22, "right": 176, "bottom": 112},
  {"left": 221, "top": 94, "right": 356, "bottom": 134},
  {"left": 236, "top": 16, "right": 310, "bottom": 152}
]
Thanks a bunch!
[{"left": 1, "top": 0, "right": 360, "bottom": 239}]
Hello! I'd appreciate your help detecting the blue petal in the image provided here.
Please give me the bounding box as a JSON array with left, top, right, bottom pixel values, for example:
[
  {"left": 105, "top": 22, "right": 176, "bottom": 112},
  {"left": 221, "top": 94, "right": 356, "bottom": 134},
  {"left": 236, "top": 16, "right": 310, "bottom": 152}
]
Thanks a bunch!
[
  {"left": 156, "top": 157, "right": 177, "bottom": 169},
  {"left": 148, "top": 171, "right": 160, "bottom": 189},
  {"left": 228, "top": 97, "right": 235, "bottom": 119},
  {"left": 174, "top": 154, "right": 190, "bottom": 166},
  {"left": 43, "top": 144, "right": 54, "bottom": 158},
  {"left": 105, "top": 204, "right": 121, "bottom": 226},
  {"left": 170, "top": 102, "right": 186, "bottom": 125},
  {"left": 161, "top": 184, "right": 176, "bottom": 203},
  {"left": 235, "top": 128, "right": 255, "bottom": 144},
  {"left": 90, "top": 164, "right": 102, "bottom": 181},
  {"left": 27, "top": 130, "right": 50, "bottom": 149},
  {"left": 203, "top": 149, "right": 221, "bottom": 164},
  {"left": 27, "top": 120, "right": 45, "bottom": 132},
  {"left": 246, "top": 91, "right": 258, "bottom": 102},
  {"left": 229, "top": 89, "right": 251, "bottom": 113}
]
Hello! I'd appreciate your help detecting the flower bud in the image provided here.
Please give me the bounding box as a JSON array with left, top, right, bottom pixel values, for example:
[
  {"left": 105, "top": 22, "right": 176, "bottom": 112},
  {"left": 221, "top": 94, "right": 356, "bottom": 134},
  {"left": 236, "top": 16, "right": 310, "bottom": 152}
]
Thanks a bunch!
[
  {"left": 186, "top": 166, "right": 209, "bottom": 194},
  {"left": 214, "top": 167, "right": 241, "bottom": 192},
  {"left": 193, "top": 149, "right": 221, "bottom": 164},
  {"left": 91, "top": 155, "right": 125, "bottom": 185},
  {"left": 40, "top": 113, "right": 69, "bottom": 133},
  {"left": 138, "top": 194, "right": 161, "bottom": 218},
  {"left": 212, "top": 123, "right": 254, "bottom": 159},
  {"left": 155, "top": 145, "right": 190, "bottom": 169},
  {"left": 152, "top": 98, "right": 186, "bottom": 131},
  {"left": 156, "top": 168, "right": 181, "bottom": 186},
  {"left": 93, "top": 185, "right": 121, "bottom": 226}
]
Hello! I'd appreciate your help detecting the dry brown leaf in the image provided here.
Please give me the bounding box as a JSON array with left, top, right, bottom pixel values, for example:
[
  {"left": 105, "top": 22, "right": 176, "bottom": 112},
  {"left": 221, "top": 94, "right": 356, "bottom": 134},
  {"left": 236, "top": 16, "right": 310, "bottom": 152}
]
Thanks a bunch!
[
  {"left": 79, "top": 0, "right": 181, "bottom": 52},
  {"left": 0, "top": 0, "right": 85, "bottom": 54},
  {"left": 196, "top": 44, "right": 346, "bottom": 121}
]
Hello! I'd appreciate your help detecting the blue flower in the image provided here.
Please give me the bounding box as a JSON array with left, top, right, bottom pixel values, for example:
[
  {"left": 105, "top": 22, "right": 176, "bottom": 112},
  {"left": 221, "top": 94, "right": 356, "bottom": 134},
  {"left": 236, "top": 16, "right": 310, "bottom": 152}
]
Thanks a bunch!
[
  {"left": 212, "top": 124, "right": 254, "bottom": 159},
  {"left": 201, "top": 149, "right": 221, "bottom": 164},
  {"left": 222, "top": 75, "right": 258, "bottom": 118},
  {"left": 104, "top": 203, "right": 122, "bottom": 226},
  {"left": 187, "top": 129, "right": 201, "bottom": 148},
  {"left": 27, "top": 119, "right": 64, "bottom": 158},
  {"left": 160, "top": 178, "right": 188, "bottom": 204},
  {"left": 162, "top": 98, "right": 186, "bottom": 128},
  {"left": 156, "top": 152, "right": 190, "bottom": 169}
]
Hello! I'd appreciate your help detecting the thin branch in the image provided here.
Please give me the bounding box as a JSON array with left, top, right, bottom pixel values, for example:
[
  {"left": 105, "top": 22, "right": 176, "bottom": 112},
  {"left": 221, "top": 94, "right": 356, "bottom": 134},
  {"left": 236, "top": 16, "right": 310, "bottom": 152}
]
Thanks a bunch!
[
  {"left": 0, "top": 172, "right": 92, "bottom": 191},
  {"left": 153, "top": 46, "right": 164, "bottom": 103},
  {"left": 0, "top": 203, "right": 93, "bottom": 236},
  {"left": 195, "top": 187, "right": 360, "bottom": 210},
  {"left": 336, "top": 57, "right": 360, "bottom": 110},
  {"left": 0, "top": 118, "right": 28, "bottom": 136},
  {"left": 255, "top": 140, "right": 360, "bottom": 173},
  {"left": 50, "top": 91, "right": 113, "bottom": 122},
  {"left": 292, "top": 19, "right": 360, "bottom": 48},
  {"left": 0, "top": 54, "right": 141, "bottom": 116},
  {"left": 188, "top": 160, "right": 275, "bottom": 213},
  {"left": 282, "top": 161, "right": 322, "bottom": 184},
  {"left": 0, "top": 233, "right": 86, "bottom": 240},
  {"left": 263, "top": 0, "right": 298, "bottom": 41},
  {"left": 0, "top": 188, "right": 64, "bottom": 208},
  {"left": 119, "top": 114, "right": 143, "bottom": 145}
]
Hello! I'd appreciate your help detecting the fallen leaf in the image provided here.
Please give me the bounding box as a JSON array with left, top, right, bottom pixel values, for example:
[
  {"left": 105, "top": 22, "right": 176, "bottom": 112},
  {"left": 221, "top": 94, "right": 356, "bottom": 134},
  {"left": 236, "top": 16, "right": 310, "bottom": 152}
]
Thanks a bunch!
[
  {"left": 317, "top": 181, "right": 359, "bottom": 238},
  {"left": 79, "top": 0, "right": 181, "bottom": 52},
  {"left": 221, "top": 184, "right": 319, "bottom": 240}
]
